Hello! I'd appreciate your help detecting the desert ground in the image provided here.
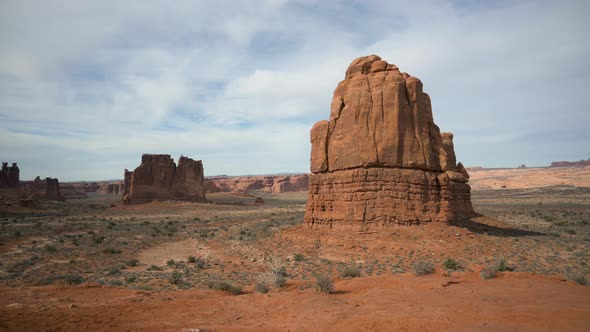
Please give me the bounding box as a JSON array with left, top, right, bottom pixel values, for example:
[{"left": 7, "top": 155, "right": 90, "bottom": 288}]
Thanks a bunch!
[{"left": 1, "top": 168, "right": 589, "bottom": 331}]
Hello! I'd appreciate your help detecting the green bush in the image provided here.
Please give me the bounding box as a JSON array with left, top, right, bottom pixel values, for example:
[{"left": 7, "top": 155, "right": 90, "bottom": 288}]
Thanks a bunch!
[
  {"left": 293, "top": 253, "right": 305, "bottom": 262},
  {"left": 567, "top": 272, "right": 588, "bottom": 286},
  {"left": 64, "top": 274, "right": 83, "bottom": 285},
  {"left": 147, "top": 265, "right": 163, "bottom": 271},
  {"left": 166, "top": 259, "right": 175, "bottom": 266},
  {"left": 125, "top": 275, "right": 137, "bottom": 283},
  {"left": 442, "top": 258, "right": 460, "bottom": 271},
  {"left": 497, "top": 259, "right": 514, "bottom": 272},
  {"left": 169, "top": 271, "right": 182, "bottom": 285},
  {"left": 315, "top": 275, "right": 334, "bottom": 294},
  {"left": 480, "top": 264, "right": 499, "bottom": 280},
  {"left": 255, "top": 282, "right": 270, "bottom": 294},
  {"left": 126, "top": 259, "right": 139, "bottom": 267},
  {"left": 44, "top": 244, "right": 57, "bottom": 252},
  {"left": 413, "top": 261, "right": 435, "bottom": 276},
  {"left": 208, "top": 280, "right": 242, "bottom": 295},
  {"left": 341, "top": 265, "right": 361, "bottom": 278},
  {"left": 103, "top": 248, "right": 121, "bottom": 254}
]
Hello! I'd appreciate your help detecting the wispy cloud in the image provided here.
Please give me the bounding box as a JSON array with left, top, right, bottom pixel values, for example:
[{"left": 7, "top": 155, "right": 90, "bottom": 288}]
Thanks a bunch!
[{"left": 0, "top": 0, "right": 589, "bottom": 180}]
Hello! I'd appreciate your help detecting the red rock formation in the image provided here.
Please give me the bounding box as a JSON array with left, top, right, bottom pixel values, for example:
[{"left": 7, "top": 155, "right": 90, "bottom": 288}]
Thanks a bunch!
[
  {"left": 204, "top": 174, "right": 309, "bottom": 194},
  {"left": 305, "top": 55, "right": 473, "bottom": 229},
  {"left": 0, "top": 162, "right": 20, "bottom": 188},
  {"left": 44, "top": 178, "right": 63, "bottom": 201},
  {"left": 122, "top": 154, "right": 207, "bottom": 204},
  {"left": 550, "top": 159, "right": 590, "bottom": 167}
]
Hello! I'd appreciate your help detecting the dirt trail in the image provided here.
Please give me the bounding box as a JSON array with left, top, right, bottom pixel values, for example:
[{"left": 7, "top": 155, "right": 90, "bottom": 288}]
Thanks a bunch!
[{"left": 1, "top": 272, "right": 588, "bottom": 331}]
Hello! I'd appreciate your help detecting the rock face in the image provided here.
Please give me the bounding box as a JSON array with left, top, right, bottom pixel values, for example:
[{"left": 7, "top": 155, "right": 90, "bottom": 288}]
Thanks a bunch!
[
  {"left": 305, "top": 55, "right": 473, "bottom": 229},
  {"left": 44, "top": 178, "right": 63, "bottom": 201},
  {"left": 0, "top": 162, "right": 20, "bottom": 188},
  {"left": 122, "top": 154, "right": 207, "bottom": 204},
  {"left": 204, "top": 174, "right": 309, "bottom": 194},
  {"left": 550, "top": 159, "right": 590, "bottom": 167}
]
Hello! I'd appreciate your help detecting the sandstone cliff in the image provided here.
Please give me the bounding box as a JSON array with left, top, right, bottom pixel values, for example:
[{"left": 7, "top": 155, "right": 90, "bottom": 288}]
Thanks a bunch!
[
  {"left": 204, "top": 174, "right": 309, "bottom": 194},
  {"left": 305, "top": 55, "right": 473, "bottom": 229},
  {"left": 122, "top": 154, "right": 207, "bottom": 204}
]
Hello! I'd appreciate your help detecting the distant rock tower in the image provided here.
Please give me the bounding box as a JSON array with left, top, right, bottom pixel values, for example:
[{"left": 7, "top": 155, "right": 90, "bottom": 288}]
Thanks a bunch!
[
  {"left": 305, "top": 55, "right": 474, "bottom": 229},
  {"left": 0, "top": 162, "right": 20, "bottom": 188},
  {"left": 122, "top": 154, "right": 207, "bottom": 204}
]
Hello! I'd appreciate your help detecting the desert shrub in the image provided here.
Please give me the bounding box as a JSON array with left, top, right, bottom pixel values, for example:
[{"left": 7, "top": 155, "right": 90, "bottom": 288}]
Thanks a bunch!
[
  {"left": 125, "top": 275, "right": 137, "bottom": 284},
  {"left": 147, "top": 265, "right": 163, "bottom": 271},
  {"left": 188, "top": 256, "right": 206, "bottom": 269},
  {"left": 567, "top": 272, "right": 588, "bottom": 286},
  {"left": 565, "top": 229, "right": 577, "bottom": 235},
  {"left": 126, "top": 259, "right": 139, "bottom": 267},
  {"left": 44, "top": 244, "right": 57, "bottom": 252},
  {"left": 207, "top": 280, "right": 242, "bottom": 295},
  {"left": 443, "top": 258, "right": 460, "bottom": 271},
  {"left": 169, "top": 271, "right": 182, "bottom": 285},
  {"left": 497, "top": 259, "right": 514, "bottom": 272},
  {"left": 293, "top": 253, "right": 305, "bottom": 262},
  {"left": 341, "top": 265, "right": 361, "bottom": 278},
  {"left": 413, "top": 261, "right": 435, "bottom": 276},
  {"left": 167, "top": 259, "right": 175, "bottom": 266},
  {"left": 314, "top": 275, "right": 334, "bottom": 294},
  {"left": 480, "top": 264, "right": 499, "bottom": 280},
  {"left": 255, "top": 282, "right": 270, "bottom": 294},
  {"left": 64, "top": 274, "right": 83, "bottom": 285},
  {"left": 92, "top": 236, "right": 105, "bottom": 244},
  {"left": 107, "top": 267, "right": 121, "bottom": 276},
  {"left": 103, "top": 248, "right": 121, "bottom": 254}
]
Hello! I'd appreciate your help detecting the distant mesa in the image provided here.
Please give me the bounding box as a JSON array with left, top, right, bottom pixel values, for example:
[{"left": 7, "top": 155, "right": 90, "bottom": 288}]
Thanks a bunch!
[
  {"left": 305, "top": 55, "right": 474, "bottom": 229},
  {"left": 550, "top": 159, "right": 590, "bottom": 167},
  {"left": 122, "top": 154, "right": 207, "bottom": 204},
  {"left": 204, "top": 174, "right": 309, "bottom": 194}
]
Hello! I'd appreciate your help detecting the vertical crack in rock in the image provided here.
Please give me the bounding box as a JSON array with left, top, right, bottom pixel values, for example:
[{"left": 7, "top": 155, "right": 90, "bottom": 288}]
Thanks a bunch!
[{"left": 305, "top": 55, "right": 474, "bottom": 230}]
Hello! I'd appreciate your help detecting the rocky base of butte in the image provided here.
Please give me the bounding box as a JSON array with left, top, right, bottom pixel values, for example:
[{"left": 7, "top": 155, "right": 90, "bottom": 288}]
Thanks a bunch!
[{"left": 305, "top": 55, "right": 474, "bottom": 229}]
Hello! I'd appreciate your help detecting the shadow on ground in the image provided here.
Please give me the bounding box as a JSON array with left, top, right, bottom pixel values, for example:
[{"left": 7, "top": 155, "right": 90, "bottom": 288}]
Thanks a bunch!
[{"left": 452, "top": 214, "right": 544, "bottom": 237}]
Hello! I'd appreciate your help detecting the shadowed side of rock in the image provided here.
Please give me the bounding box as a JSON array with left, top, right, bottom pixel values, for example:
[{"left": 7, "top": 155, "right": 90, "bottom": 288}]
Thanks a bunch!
[
  {"left": 305, "top": 55, "right": 474, "bottom": 229},
  {"left": 122, "top": 154, "right": 207, "bottom": 204}
]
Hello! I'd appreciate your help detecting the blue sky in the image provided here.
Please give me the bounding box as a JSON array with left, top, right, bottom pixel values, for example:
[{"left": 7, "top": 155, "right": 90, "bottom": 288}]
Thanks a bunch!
[{"left": 1, "top": 0, "right": 589, "bottom": 181}]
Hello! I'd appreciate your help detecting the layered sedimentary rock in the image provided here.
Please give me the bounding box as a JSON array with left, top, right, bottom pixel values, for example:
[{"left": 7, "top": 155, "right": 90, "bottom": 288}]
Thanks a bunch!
[
  {"left": 44, "top": 178, "right": 63, "bottom": 201},
  {"left": 305, "top": 55, "right": 473, "bottom": 229},
  {"left": 122, "top": 154, "right": 207, "bottom": 204},
  {"left": 550, "top": 159, "right": 590, "bottom": 167},
  {"left": 203, "top": 174, "right": 309, "bottom": 194},
  {"left": 21, "top": 176, "right": 64, "bottom": 201}
]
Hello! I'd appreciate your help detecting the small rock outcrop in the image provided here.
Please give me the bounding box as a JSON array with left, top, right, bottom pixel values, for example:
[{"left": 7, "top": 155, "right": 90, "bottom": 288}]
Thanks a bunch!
[
  {"left": 0, "top": 162, "right": 20, "bottom": 188},
  {"left": 44, "top": 178, "right": 63, "bottom": 201},
  {"left": 550, "top": 159, "right": 590, "bottom": 167},
  {"left": 122, "top": 154, "right": 207, "bottom": 204},
  {"left": 305, "top": 55, "right": 474, "bottom": 229}
]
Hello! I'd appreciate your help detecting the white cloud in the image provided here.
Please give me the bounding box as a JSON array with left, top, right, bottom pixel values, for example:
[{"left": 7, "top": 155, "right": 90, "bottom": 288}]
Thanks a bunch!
[{"left": 0, "top": 0, "right": 589, "bottom": 180}]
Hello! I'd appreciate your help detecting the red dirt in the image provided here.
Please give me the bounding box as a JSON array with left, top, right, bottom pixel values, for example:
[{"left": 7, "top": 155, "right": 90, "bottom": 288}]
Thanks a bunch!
[{"left": 1, "top": 272, "right": 588, "bottom": 331}]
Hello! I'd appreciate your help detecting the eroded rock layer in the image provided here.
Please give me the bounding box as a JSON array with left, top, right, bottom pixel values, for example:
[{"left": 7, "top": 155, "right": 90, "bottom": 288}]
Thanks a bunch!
[
  {"left": 123, "top": 154, "right": 207, "bottom": 204},
  {"left": 305, "top": 55, "right": 473, "bottom": 229}
]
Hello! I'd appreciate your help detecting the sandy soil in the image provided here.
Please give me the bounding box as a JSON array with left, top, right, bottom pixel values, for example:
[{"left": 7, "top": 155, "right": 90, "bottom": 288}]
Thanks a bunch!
[
  {"left": 1, "top": 272, "right": 588, "bottom": 332},
  {"left": 0, "top": 180, "right": 589, "bottom": 331}
]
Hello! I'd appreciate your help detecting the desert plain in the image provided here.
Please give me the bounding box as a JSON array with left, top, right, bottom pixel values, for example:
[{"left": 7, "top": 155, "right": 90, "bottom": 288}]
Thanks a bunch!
[{"left": 0, "top": 165, "right": 589, "bottom": 331}]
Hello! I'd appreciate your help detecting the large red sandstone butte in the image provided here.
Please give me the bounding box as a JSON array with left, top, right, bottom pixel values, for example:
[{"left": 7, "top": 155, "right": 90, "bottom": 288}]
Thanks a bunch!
[
  {"left": 122, "top": 154, "right": 207, "bottom": 204},
  {"left": 305, "top": 55, "right": 473, "bottom": 229}
]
